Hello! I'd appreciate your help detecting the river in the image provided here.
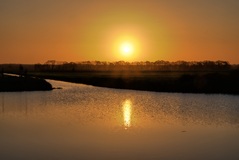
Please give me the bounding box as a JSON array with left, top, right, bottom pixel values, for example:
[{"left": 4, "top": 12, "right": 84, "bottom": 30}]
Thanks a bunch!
[{"left": 0, "top": 80, "right": 239, "bottom": 160}]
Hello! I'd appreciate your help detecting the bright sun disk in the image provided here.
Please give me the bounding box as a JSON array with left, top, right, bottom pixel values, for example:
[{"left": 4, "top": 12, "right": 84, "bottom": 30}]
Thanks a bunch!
[{"left": 120, "top": 42, "right": 133, "bottom": 56}]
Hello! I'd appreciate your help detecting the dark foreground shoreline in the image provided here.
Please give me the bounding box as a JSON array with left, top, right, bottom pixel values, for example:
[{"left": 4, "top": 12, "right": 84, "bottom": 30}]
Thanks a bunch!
[
  {"left": 29, "top": 71, "right": 239, "bottom": 95},
  {"left": 0, "top": 75, "right": 53, "bottom": 92}
]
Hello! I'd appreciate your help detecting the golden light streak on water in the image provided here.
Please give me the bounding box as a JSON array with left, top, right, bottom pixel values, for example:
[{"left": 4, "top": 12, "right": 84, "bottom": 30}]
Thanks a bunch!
[{"left": 123, "top": 100, "right": 132, "bottom": 129}]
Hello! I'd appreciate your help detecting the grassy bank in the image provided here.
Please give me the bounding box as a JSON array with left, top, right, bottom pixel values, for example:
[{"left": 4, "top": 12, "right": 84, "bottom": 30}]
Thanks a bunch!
[
  {"left": 0, "top": 75, "right": 53, "bottom": 92},
  {"left": 28, "top": 70, "right": 239, "bottom": 94}
]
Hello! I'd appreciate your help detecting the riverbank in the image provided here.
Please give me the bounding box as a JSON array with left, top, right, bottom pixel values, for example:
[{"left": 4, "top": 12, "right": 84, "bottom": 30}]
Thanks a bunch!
[
  {"left": 29, "top": 70, "right": 239, "bottom": 94},
  {"left": 0, "top": 74, "right": 53, "bottom": 92}
]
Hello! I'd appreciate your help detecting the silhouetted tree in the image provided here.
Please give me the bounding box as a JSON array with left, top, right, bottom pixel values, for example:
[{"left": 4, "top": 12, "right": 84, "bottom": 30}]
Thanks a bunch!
[
  {"left": 0, "top": 67, "right": 3, "bottom": 77},
  {"left": 19, "top": 65, "right": 24, "bottom": 77},
  {"left": 45, "top": 60, "right": 56, "bottom": 71}
]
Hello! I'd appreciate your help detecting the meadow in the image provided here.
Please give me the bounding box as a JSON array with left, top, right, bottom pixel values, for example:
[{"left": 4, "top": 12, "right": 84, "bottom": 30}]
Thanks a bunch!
[{"left": 27, "top": 70, "right": 238, "bottom": 94}]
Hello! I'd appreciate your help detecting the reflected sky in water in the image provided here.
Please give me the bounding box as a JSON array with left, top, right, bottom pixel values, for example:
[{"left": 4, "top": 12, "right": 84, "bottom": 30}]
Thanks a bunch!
[{"left": 0, "top": 80, "right": 239, "bottom": 160}]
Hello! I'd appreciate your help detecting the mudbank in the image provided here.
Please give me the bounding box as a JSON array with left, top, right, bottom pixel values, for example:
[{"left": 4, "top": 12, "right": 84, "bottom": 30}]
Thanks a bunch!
[{"left": 0, "top": 75, "right": 53, "bottom": 92}]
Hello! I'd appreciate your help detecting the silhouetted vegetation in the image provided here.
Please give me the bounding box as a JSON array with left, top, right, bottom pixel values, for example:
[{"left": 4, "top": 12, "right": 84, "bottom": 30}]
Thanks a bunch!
[
  {"left": 1, "top": 60, "right": 239, "bottom": 94},
  {"left": 33, "top": 60, "right": 232, "bottom": 72},
  {"left": 0, "top": 60, "right": 236, "bottom": 72},
  {"left": 0, "top": 75, "right": 52, "bottom": 92}
]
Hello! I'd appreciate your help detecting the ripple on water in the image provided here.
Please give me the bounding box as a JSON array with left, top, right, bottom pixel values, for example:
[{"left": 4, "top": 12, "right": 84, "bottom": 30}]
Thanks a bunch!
[{"left": 0, "top": 80, "right": 239, "bottom": 160}]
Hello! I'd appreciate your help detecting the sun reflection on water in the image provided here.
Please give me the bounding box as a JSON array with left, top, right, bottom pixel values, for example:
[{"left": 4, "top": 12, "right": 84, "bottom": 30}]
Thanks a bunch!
[{"left": 123, "top": 100, "right": 132, "bottom": 129}]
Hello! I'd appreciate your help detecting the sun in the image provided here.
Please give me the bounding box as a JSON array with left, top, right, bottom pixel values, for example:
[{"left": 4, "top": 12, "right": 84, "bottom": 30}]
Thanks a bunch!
[{"left": 120, "top": 42, "right": 134, "bottom": 56}]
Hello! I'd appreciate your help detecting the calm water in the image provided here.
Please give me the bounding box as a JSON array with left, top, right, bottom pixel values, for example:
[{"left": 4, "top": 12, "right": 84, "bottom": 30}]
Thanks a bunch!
[{"left": 0, "top": 80, "right": 239, "bottom": 160}]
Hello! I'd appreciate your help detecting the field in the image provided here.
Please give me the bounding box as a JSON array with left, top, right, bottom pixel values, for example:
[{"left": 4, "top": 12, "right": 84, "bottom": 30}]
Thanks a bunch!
[{"left": 28, "top": 70, "right": 239, "bottom": 94}]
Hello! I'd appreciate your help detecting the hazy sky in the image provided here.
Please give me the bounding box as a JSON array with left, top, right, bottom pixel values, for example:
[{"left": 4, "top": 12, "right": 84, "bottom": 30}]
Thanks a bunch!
[{"left": 0, "top": 0, "right": 239, "bottom": 63}]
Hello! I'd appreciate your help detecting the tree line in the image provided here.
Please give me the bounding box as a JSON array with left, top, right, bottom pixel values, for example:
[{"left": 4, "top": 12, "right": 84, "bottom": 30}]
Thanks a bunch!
[
  {"left": 34, "top": 60, "right": 234, "bottom": 72},
  {"left": 1, "top": 60, "right": 239, "bottom": 73}
]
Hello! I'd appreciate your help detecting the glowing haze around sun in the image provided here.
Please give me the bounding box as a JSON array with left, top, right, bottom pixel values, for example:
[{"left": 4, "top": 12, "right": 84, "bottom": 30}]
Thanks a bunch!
[{"left": 108, "top": 31, "right": 143, "bottom": 61}]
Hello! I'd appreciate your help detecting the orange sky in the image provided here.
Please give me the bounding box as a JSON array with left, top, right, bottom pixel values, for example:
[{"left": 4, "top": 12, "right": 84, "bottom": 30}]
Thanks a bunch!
[{"left": 0, "top": 0, "right": 239, "bottom": 64}]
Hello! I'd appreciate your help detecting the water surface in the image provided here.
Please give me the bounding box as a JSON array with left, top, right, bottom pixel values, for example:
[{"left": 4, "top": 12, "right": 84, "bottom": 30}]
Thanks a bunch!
[{"left": 1, "top": 80, "right": 239, "bottom": 160}]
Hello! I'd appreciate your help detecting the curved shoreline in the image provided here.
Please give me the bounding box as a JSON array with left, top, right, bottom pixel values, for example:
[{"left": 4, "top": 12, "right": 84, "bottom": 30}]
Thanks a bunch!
[{"left": 29, "top": 71, "right": 239, "bottom": 95}]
